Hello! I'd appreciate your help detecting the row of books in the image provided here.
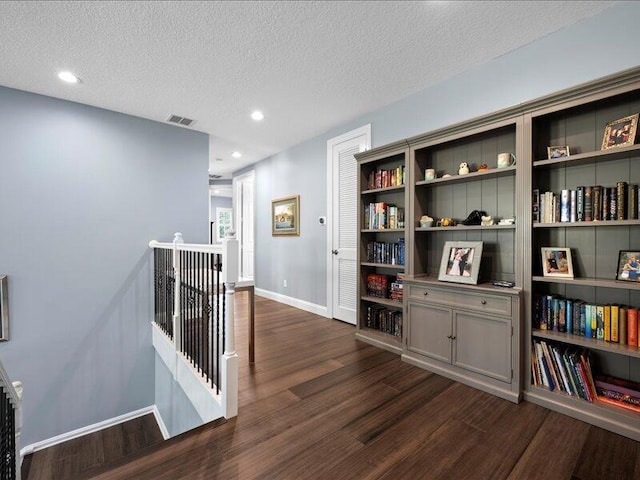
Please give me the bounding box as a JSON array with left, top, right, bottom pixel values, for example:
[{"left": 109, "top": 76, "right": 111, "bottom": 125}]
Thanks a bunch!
[
  {"left": 531, "top": 339, "right": 596, "bottom": 401},
  {"left": 366, "top": 165, "right": 405, "bottom": 190},
  {"left": 365, "top": 305, "right": 402, "bottom": 337},
  {"left": 533, "top": 183, "right": 639, "bottom": 223},
  {"left": 390, "top": 274, "right": 404, "bottom": 302},
  {"left": 595, "top": 375, "right": 640, "bottom": 413},
  {"left": 366, "top": 273, "right": 403, "bottom": 300},
  {"left": 364, "top": 203, "right": 405, "bottom": 230},
  {"left": 366, "top": 239, "right": 405, "bottom": 265},
  {"left": 533, "top": 294, "right": 640, "bottom": 345}
]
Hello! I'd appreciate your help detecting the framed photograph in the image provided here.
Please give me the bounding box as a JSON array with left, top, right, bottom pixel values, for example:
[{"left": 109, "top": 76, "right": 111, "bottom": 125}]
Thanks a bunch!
[
  {"left": 272, "top": 195, "right": 300, "bottom": 236},
  {"left": 616, "top": 250, "right": 640, "bottom": 282},
  {"left": 547, "top": 145, "right": 570, "bottom": 159},
  {"left": 0, "top": 276, "right": 8, "bottom": 341},
  {"left": 438, "top": 241, "right": 483, "bottom": 285},
  {"left": 601, "top": 113, "right": 639, "bottom": 150},
  {"left": 541, "top": 247, "right": 574, "bottom": 278}
]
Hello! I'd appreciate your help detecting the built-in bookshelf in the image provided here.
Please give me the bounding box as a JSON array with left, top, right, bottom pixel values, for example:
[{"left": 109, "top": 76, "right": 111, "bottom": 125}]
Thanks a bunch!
[
  {"left": 355, "top": 141, "right": 409, "bottom": 354},
  {"left": 524, "top": 73, "right": 640, "bottom": 440}
]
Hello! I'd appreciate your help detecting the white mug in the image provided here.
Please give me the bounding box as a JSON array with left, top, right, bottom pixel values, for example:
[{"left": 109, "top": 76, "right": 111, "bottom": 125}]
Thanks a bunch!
[
  {"left": 497, "top": 152, "right": 516, "bottom": 168},
  {"left": 425, "top": 168, "right": 436, "bottom": 180}
]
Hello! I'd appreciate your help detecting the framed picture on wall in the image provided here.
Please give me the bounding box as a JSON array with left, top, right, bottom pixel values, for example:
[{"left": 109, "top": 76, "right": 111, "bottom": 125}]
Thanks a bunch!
[
  {"left": 215, "top": 207, "right": 233, "bottom": 243},
  {"left": 601, "top": 113, "right": 639, "bottom": 150},
  {"left": 438, "top": 241, "right": 483, "bottom": 285},
  {"left": 0, "top": 276, "right": 8, "bottom": 341},
  {"left": 272, "top": 195, "right": 300, "bottom": 236}
]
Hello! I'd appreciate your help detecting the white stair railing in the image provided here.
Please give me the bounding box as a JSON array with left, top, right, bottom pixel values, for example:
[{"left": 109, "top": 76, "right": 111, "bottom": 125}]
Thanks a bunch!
[
  {"left": 0, "top": 359, "right": 22, "bottom": 480},
  {"left": 149, "top": 231, "right": 238, "bottom": 419}
]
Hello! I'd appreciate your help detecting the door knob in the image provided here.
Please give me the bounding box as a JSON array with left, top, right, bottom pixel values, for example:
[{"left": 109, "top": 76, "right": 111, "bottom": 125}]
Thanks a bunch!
[{"left": 332, "top": 250, "right": 339, "bottom": 255}]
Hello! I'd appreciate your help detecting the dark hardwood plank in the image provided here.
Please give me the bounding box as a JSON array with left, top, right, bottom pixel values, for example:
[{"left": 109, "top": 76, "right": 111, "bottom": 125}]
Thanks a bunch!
[
  {"left": 507, "top": 412, "right": 590, "bottom": 480},
  {"left": 571, "top": 427, "right": 639, "bottom": 480}
]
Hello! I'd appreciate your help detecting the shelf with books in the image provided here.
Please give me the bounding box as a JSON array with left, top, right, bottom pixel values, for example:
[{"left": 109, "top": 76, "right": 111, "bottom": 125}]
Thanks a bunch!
[
  {"left": 361, "top": 185, "right": 405, "bottom": 195},
  {"left": 415, "top": 224, "right": 516, "bottom": 232},
  {"left": 532, "top": 144, "right": 640, "bottom": 169},
  {"left": 360, "top": 295, "right": 403, "bottom": 308},
  {"left": 361, "top": 228, "right": 404, "bottom": 233},
  {"left": 532, "top": 276, "right": 640, "bottom": 291},
  {"left": 532, "top": 329, "right": 640, "bottom": 359},
  {"left": 415, "top": 165, "right": 516, "bottom": 187},
  {"left": 360, "top": 262, "right": 405, "bottom": 270},
  {"left": 533, "top": 219, "right": 640, "bottom": 228}
]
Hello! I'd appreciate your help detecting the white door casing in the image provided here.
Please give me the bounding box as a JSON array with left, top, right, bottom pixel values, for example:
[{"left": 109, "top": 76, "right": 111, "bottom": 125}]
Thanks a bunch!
[
  {"left": 327, "top": 125, "right": 371, "bottom": 324},
  {"left": 233, "top": 170, "right": 255, "bottom": 280}
]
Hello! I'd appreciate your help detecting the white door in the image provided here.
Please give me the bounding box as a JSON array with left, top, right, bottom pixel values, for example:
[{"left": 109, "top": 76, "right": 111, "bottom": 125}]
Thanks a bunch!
[
  {"left": 233, "top": 171, "right": 255, "bottom": 280},
  {"left": 327, "top": 125, "right": 371, "bottom": 324}
]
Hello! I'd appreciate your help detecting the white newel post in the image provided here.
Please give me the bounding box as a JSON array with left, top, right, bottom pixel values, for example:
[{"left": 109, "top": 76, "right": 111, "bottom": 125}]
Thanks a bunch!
[
  {"left": 13, "top": 381, "right": 22, "bottom": 478},
  {"left": 172, "top": 232, "right": 184, "bottom": 378},
  {"left": 222, "top": 230, "right": 239, "bottom": 418}
]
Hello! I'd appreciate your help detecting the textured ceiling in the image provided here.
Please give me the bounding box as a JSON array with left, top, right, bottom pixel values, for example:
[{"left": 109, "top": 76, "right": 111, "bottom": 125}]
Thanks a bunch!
[{"left": 0, "top": 1, "right": 616, "bottom": 177}]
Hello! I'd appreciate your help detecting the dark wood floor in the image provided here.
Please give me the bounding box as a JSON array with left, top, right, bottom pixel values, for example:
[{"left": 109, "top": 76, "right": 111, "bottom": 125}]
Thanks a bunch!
[{"left": 26, "top": 294, "right": 640, "bottom": 479}]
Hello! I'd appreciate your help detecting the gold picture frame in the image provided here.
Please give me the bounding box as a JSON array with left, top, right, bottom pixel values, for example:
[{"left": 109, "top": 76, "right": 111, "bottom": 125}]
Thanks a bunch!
[
  {"left": 272, "top": 195, "right": 300, "bottom": 236},
  {"left": 601, "top": 113, "right": 639, "bottom": 150}
]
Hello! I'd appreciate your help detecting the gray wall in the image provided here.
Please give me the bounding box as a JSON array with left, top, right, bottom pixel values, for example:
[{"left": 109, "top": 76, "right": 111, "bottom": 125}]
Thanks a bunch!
[
  {"left": 245, "top": 2, "right": 640, "bottom": 307},
  {"left": 0, "top": 86, "right": 208, "bottom": 445},
  {"left": 154, "top": 354, "right": 201, "bottom": 437}
]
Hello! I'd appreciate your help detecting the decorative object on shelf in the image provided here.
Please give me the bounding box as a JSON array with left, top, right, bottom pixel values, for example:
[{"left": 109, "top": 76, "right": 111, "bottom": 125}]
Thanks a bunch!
[
  {"left": 547, "top": 145, "right": 571, "bottom": 159},
  {"left": 419, "top": 215, "right": 434, "bottom": 228},
  {"left": 477, "top": 163, "right": 489, "bottom": 172},
  {"left": 481, "top": 215, "right": 494, "bottom": 226},
  {"left": 438, "top": 241, "right": 483, "bottom": 285},
  {"left": 425, "top": 168, "right": 436, "bottom": 181},
  {"left": 436, "top": 217, "right": 455, "bottom": 227},
  {"left": 0, "top": 276, "right": 8, "bottom": 341},
  {"left": 541, "top": 247, "right": 574, "bottom": 278},
  {"left": 272, "top": 195, "right": 300, "bottom": 236},
  {"left": 442, "top": 173, "right": 452, "bottom": 179},
  {"left": 462, "top": 209, "right": 486, "bottom": 226},
  {"left": 616, "top": 250, "right": 640, "bottom": 282},
  {"left": 601, "top": 113, "right": 639, "bottom": 150},
  {"left": 498, "top": 217, "right": 515, "bottom": 225},
  {"left": 458, "top": 162, "right": 469, "bottom": 175},
  {"left": 497, "top": 152, "right": 516, "bottom": 168}
]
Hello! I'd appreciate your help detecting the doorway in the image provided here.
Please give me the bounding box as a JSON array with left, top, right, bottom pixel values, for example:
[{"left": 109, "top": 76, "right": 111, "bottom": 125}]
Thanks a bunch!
[{"left": 233, "top": 170, "right": 255, "bottom": 280}]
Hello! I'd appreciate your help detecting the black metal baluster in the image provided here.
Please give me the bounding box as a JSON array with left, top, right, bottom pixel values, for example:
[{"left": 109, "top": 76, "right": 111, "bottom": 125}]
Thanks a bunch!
[{"left": 198, "top": 250, "right": 203, "bottom": 374}]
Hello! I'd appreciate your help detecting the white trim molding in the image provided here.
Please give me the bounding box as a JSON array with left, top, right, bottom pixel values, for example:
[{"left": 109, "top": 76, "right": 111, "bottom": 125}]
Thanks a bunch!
[
  {"left": 20, "top": 405, "right": 164, "bottom": 456},
  {"left": 255, "top": 288, "right": 329, "bottom": 318}
]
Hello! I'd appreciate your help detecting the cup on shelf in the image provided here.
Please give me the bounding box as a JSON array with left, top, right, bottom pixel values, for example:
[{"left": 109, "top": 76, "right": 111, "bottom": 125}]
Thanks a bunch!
[
  {"left": 425, "top": 168, "right": 436, "bottom": 181},
  {"left": 497, "top": 152, "right": 516, "bottom": 168}
]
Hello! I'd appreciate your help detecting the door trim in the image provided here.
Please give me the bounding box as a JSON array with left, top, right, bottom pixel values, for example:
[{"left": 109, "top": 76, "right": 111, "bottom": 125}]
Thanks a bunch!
[
  {"left": 326, "top": 124, "right": 371, "bottom": 319},
  {"left": 232, "top": 169, "right": 255, "bottom": 280}
]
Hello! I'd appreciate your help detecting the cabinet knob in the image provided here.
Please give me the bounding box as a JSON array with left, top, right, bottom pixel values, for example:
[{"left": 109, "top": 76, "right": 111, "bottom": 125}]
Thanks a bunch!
[
  {"left": 423, "top": 291, "right": 428, "bottom": 296},
  {"left": 481, "top": 300, "right": 487, "bottom": 305},
  {"left": 451, "top": 336, "right": 456, "bottom": 340},
  {"left": 446, "top": 335, "right": 452, "bottom": 339}
]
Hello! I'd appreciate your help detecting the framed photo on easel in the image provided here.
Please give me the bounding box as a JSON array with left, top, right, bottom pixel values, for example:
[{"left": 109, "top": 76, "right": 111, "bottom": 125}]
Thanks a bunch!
[{"left": 601, "top": 113, "right": 639, "bottom": 150}]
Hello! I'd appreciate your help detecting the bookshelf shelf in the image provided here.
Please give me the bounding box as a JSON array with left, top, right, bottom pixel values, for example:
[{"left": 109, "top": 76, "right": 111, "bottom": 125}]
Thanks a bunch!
[
  {"left": 415, "top": 165, "right": 515, "bottom": 187},
  {"left": 361, "top": 228, "right": 404, "bottom": 233},
  {"left": 415, "top": 224, "right": 516, "bottom": 232},
  {"left": 361, "top": 185, "right": 405, "bottom": 195},
  {"left": 360, "top": 295, "right": 403, "bottom": 308},
  {"left": 533, "top": 219, "right": 640, "bottom": 228},
  {"left": 533, "top": 144, "right": 640, "bottom": 169},
  {"left": 532, "top": 276, "right": 640, "bottom": 290},
  {"left": 360, "top": 262, "right": 405, "bottom": 270},
  {"left": 532, "top": 329, "right": 640, "bottom": 359}
]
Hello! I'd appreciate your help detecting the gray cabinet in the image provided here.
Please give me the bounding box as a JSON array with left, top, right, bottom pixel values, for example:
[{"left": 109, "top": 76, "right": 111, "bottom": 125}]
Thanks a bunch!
[{"left": 403, "top": 279, "right": 521, "bottom": 403}]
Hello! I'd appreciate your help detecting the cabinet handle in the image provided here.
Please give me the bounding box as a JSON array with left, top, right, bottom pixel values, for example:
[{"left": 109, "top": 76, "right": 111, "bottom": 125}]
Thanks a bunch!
[
  {"left": 423, "top": 291, "right": 428, "bottom": 296},
  {"left": 481, "top": 300, "right": 487, "bottom": 305},
  {"left": 451, "top": 336, "right": 456, "bottom": 340},
  {"left": 446, "top": 335, "right": 452, "bottom": 339}
]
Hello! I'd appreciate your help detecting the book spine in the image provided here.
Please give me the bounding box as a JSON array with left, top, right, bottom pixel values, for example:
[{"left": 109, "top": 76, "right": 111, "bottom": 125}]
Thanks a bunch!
[
  {"left": 580, "top": 303, "right": 587, "bottom": 336},
  {"left": 561, "top": 189, "right": 570, "bottom": 222},
  {"left": 570, "top": 190, "right": 577, "bottom": 222},
  {"left": 577, "top": 186, "right": 584, "bottom": 221},
  {"left": 532, "top": 189, "right": 540, "bottom": 223},
  {"left": 558, "top": 299, "right": 566, "bottom": 333},
  {"left": 620, "top": 306, "right": 628, "bottom": 346},
  {"left": 585, "top": 303, "right": 592, "bottom": 338},
  {"left": 596, "top": 305, "right": 604, "bottom": 340},
  {"left": 617, "top": 182, "right": 627, "bottom": 220},
  {"left": 630, "top": 184, "right": 638, "bottom": 220},
  {"left": 628, "top": 308, "right": 638, "bottom": 347},
  {"left": 566, "top": 299, "right": 573, "bottom": 335},
  {"left": 611, "top": 305, "right": 619, "bottom": 342},
  {"left": 593, "top": 185, "right": 602, "bottom": 221},
  {"left": 608, "top": 186, "right": 617, "bottom": 221},
  {"left": 604, "top": 305, "right": 611, "bottom": 342},
  {"left": 573, "top": 301, "right": 582, "bottom": 335},
  {"left": 584, "top": 186, "right": 593, "bottom": 221},
  {"left": 591, "top": 305, "right": 597, "bottom": 339},
  {"left": 602, "top": 187, "right": 610, "bottom": 220}
]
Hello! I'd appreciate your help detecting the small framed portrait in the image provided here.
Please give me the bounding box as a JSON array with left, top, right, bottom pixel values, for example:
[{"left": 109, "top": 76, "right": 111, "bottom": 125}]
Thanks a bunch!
[
  {"left": 601, "top": 113, "right": 639, "bottom": 150},
  {"left": 0, "top": 276, "right": 8, "bottom": 341},
  {"left": 272, "top": 195, "right": 300, "bottom": 236},
  {"left": 616, "top": 250, "right": 640, "bottom": 282},
  {"left": 541, "top": 247, "right": 574, "bottom": 278},
  {"left": 438, "top": 241, "right": 483, "bottom": 285},
  {"left": 547, "top": 146, "right": 570, "bottom": 159}
]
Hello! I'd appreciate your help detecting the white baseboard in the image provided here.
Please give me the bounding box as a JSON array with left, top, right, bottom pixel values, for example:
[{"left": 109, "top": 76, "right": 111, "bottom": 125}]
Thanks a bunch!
[
  {"left": 151, "top": 405, "right": 170, "bottom": 440},
  {"left": 255, "top": 288, "right": 330, "bottom": 318},
  {"left": 21, "top": 405, "right": 164, "bottom": 456}
]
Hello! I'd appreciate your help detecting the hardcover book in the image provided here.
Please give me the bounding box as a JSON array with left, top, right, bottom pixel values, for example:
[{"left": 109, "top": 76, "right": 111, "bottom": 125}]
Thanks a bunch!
[
  {"left": 584, "top": 186, "right": 593, "bottom": 222},
  {"left": 616, "top": 182, "right": 627, "bottom": 220},
  {"left": 576, "top": 186, "right": 584, "bottom": 221},
  {"left": 593, "top": 185, "right": 602, "bottom": 221}
]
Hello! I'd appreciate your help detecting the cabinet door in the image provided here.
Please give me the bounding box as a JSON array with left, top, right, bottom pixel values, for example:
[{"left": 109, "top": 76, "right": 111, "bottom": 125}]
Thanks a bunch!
[
  {"left": 407, "top": 302, "right": 452, "bottom": 363},
  {"left": 453, "top": 312, "right": 511, "bottom": 383}
]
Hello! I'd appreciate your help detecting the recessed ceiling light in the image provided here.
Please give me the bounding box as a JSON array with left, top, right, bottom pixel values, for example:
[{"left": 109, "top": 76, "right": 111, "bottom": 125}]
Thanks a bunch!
[
  {"left": 251, "top": 110, "right": 264, "bottom": 121},
  {"left": 232, "top": 151, "right": 242, "bottom": 158},
  {"left": 213, "top": 189, "right": 220, "bottom": 194},
  {"left": 58, "top": 71, "right": 80, "bottom": 83}
]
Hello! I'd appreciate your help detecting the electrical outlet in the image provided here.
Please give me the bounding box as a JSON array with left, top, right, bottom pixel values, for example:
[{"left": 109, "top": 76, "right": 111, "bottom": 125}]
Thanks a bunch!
[{"left": 283, "top": 279, "right": 287, "bottom": 288}]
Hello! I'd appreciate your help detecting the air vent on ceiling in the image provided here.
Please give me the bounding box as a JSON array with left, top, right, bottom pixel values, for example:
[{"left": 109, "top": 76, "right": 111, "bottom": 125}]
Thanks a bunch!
[{"left": 166, "top": 114, "right": 195, "bottom": 127}]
